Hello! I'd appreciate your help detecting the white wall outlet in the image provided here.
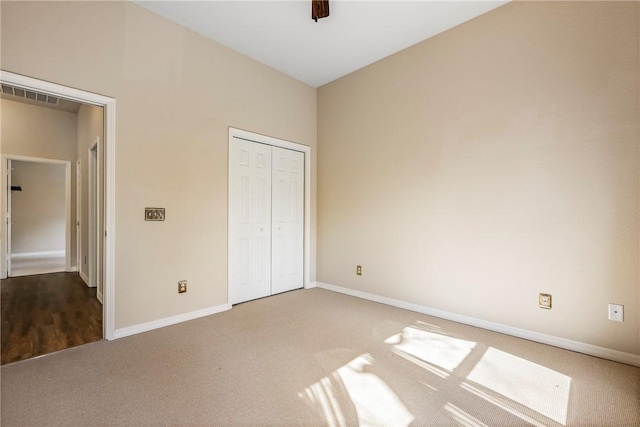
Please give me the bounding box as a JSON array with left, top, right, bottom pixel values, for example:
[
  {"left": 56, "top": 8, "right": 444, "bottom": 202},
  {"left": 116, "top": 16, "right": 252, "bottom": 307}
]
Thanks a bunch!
[{"left": 608, "top": 304, "right": 624, "bottom": 322}]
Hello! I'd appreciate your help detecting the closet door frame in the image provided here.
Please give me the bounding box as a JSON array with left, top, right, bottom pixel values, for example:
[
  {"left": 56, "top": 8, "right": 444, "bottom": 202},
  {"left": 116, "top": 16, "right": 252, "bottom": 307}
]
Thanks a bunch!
[{"left": 227, "top": 127, "right": 312, "bottom": 304}]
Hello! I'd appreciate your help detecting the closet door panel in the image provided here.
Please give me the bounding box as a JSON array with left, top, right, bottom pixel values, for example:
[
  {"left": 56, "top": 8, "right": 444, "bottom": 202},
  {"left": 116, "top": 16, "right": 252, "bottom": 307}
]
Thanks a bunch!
[
  {"left": 271, "top": 147, "right": 304, "bottom": 295},
  {"left": 229, "top": 139, "right": 272, "bottom": 304}
]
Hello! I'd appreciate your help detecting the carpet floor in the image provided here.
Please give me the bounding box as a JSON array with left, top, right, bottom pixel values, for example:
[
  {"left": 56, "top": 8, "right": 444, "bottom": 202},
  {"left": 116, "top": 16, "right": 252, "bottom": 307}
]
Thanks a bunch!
[{"left": 1, "top": 288, "right": 638, "bottom": 426}]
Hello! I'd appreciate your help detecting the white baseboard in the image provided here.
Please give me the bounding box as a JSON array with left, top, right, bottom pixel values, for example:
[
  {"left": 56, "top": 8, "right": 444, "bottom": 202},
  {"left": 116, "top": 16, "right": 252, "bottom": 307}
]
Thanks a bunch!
[
  {"left": 79, "top": 271, "right": 90, "bottom": 286},
  {"left": 305, "top": 281, "right": 318, "bottom": 289},
  {"left": 316, "top": 282, "right": 640, "bottom": 367},
  {"left": 67, "top": 266, "right": 78, "bottom": 273},
  {"left": 114, "top": 303, "right": 232, "bottom": 339},
  {"left": 97, "top": 291, "right": 103, "bottom": 304},
  {"left": 11, "top": 250, "right": 65, "bottom": 259}
]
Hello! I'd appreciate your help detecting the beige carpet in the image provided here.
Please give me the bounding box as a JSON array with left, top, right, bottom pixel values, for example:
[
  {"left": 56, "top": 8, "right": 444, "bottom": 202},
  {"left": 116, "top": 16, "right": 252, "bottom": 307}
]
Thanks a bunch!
[{"left": 1, "top": 288, "right": 638, "bottom": 426}]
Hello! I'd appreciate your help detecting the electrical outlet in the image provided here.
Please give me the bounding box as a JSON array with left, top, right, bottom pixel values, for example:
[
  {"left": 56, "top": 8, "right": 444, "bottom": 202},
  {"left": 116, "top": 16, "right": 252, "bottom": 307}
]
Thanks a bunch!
[
  {"left": 608, "top": 304, "right": 623, "bottom": 322},
  {"left": 356, "top": 265, "right": 362, "bottom": 276},
  {"left": 539, "top": 293, "right": 552, "bottom": 309},
  {"left": 178, "top": 280, "right": 187, "bottom": 294}
]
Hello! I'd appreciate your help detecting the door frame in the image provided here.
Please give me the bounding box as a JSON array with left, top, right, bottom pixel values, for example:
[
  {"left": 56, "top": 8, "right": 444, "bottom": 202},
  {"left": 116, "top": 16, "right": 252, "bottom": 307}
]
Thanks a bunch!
[
  {"left": 88, "top": 141, "right": 98, "bottom": 292},
  {"left": 76, "top": 159, "right": 82, "bottom": 278},
  {"left": 2, "top": 155, "right": 71, "bottom": 276},
  {"left": 0, "top": 70, "right": 117, "bottom": 340},
  {"left": 227, "top": 127, "right": 312, "bottom": 304},
  {"left": 6, "top": 159, "right": 11, "bottom": 277}
]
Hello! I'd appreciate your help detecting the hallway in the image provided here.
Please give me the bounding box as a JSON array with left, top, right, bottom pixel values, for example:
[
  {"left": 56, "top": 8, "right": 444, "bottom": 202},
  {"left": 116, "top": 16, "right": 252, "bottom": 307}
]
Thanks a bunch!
[
  {"left": 1, "top": 272, "right": 102, "bottom": 364},
  {"left": 9, "top": 252, "right": 66, "bottom": 277}
]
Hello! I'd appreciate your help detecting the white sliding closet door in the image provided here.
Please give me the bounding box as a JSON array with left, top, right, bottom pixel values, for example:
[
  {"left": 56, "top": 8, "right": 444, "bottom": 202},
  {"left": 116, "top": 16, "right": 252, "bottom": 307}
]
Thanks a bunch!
[
  {"left": 229, "top": 134, "right": 305, "bottom": 304},
  {"left": 229, "top": 139, "right": 272, "bottom": 304},
  {"left": 271, "top": 147, "right": 304, "bottom": 294}
]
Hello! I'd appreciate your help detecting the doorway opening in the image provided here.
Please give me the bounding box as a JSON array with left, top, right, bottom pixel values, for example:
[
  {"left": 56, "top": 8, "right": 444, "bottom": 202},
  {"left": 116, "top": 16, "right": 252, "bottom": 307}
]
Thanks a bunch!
[
  {"left": 3, "top": 156, "right": 71, "bottom": 277},
  {"left": 0, "top": 70, "right": 116, "bottom": 354}
]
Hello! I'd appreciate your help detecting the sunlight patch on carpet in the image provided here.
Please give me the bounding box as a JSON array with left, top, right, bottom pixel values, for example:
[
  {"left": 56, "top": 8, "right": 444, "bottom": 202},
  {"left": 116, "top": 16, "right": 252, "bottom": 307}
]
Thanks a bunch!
[
  {"left": 298, "top": 374, "right": 347, "bottom": 427},
  {"left": 466, "top": 347, "right": 571, "bottom": 425},
  {"left": 299, "top": 353, "right": 414, "bottom": 427},
  {"left": 460, "top": 382, "right": 548, "bottom": 427},
  {"left": 337, "top": 354, "right": 414, "bottom": 427},
  {"left": 444, "top": 402, "right": 489, "bottom": 427},
  {"left": 385, "top": 326, "right": 476, "bottom": 372}
]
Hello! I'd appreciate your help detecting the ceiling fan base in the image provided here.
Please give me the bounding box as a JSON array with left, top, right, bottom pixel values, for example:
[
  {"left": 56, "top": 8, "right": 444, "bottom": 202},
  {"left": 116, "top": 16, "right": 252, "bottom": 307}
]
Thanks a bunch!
[{"left": 312, "top": 0, "right": 330, "bottom": 22}]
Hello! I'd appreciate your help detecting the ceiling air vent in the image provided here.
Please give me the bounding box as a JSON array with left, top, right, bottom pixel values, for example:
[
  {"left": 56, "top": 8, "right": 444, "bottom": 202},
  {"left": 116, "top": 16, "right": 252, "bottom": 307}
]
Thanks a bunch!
[{"left": 1, "top": 84, "right": 60, "bottom": 106}]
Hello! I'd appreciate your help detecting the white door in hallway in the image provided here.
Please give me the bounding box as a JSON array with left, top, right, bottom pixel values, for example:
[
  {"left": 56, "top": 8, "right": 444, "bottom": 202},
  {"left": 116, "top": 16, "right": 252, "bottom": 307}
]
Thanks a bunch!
[
  {"left": 229, "top": 138, "right": 272, "bottom": 304},
  {"left": 271, "top": 146, "right": 304, "bottom": 295}
]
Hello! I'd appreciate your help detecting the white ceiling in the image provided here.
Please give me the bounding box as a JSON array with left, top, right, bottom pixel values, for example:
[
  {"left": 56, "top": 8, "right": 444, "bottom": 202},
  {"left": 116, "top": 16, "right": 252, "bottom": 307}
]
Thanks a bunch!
[{"left": 135, "top": 1, "right": 508, "bottom": 88}]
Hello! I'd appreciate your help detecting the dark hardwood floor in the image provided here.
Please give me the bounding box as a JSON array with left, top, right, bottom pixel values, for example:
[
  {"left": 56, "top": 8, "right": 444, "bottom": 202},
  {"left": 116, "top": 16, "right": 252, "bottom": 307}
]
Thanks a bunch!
[{"left": 1, "top": 272, "right": 102, "bottom": 365}]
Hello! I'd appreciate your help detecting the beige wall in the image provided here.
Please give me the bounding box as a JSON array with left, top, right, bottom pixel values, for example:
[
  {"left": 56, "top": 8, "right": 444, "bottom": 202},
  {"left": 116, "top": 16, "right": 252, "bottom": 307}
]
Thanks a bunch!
[
  {"left": 318, "top": 2, "right": 639, "bottom": 355},
  {"left": 1, "top": 1, "right": 317, "bottom": 329},
  {"left": 10, "top": 160, "right": 66, "bottom": 254},
  {"left": 0, "top": 99, "right": 77, "bottom": 160},
  {"left": 0, "top": 98, "right": 78, "bottom": 267},
  {"left": 77, "top": 104, "right": 104, "bottom": 294}
]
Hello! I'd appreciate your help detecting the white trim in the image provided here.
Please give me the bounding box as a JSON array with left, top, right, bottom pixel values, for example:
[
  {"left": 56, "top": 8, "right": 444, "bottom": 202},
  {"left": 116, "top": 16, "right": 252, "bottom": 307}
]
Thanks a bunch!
[
  {"left": 306, "top": 281, "right": 318, "bottom": 289},
  {"left": 11, "top": 251, "right": 65, "bottom": 259},
  {"left": 104, "top": 93, "right": 116, "bottom": 341},
  {"left": 80, "top": 271, "right": 90, "bottom": 286},
  {"left": 96, "top": 136, "right": 103, "bottom": 306},
  {"left": 228, "top": 127, "right": 313, "bottom": 299},
  {"left": 1, "top": 70, "right": 117, "bottom": 341},
  {"left": 76, "top": 159, "right": 82, "bottom": 274},
  {"left": 114, "top": 303, "right": 232, "bottom": 339},
  {"left": 0, "top": 155, "right": 70, "bottom": 165},
  {"left": 316, "top": 282, "right": 640, "bottom": 368},
  {"left": 1, "top": 155, "right": 71, "bottom": 277},
  {"left": 88, "top": 141, "right": 98, "bottom": 289},
  {"left": 5, "top": 158, "right": 11, "bottom": 278},
  {"left": 0, "top": 71, "right": 115, "bottom": 106},
  {"left": 65, "top": 161, "right": 71, "bottom": 272}
]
